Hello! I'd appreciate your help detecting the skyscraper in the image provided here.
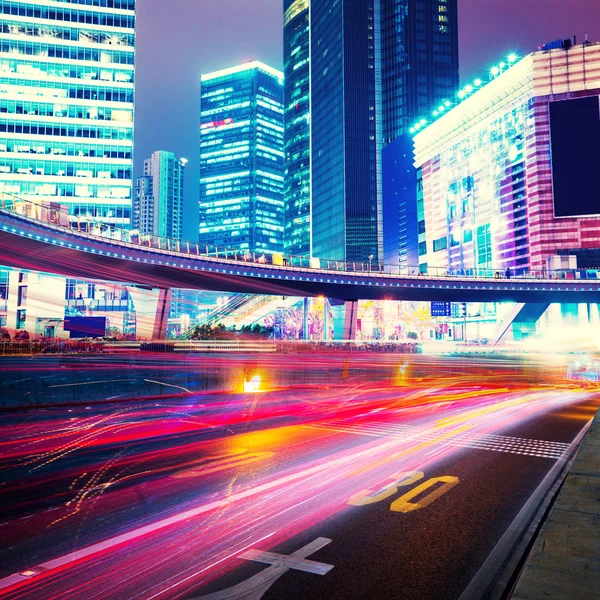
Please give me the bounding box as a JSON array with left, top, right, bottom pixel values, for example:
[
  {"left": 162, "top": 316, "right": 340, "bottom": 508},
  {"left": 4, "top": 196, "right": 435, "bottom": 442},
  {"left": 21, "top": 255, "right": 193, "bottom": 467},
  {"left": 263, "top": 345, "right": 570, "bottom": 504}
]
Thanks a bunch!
[
  {"left": 134, "top": 150, "right": 186, "bottom": 239},
  {"left": 381, "top": 0, "right": 459, "bottom": 270},
  {"left": 0, "top": 0, "right": 136, "bottom": 226},
  {"left": 381, "top": 0, "right": 459, "bottom": 141},
  {"left": 283, "top": 0, "right": 310, "bottom": 257},
  {"left": 199, "top": 62, "right": 285, "bottom": 254},
  {"left": 310, "top": 0, "right": 383, "bottom": 264}
]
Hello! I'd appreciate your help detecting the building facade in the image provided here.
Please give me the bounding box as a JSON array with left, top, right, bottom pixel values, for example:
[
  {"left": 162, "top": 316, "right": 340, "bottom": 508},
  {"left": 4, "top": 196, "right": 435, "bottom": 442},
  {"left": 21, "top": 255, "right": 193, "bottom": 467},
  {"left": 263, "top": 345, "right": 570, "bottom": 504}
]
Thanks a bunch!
[
  {"left": 381, "top": 0, "right": 459, "bottom": 142},
  {"left": 134, "top": 150, "right": 186, "bottom": 239},
  {"left": 381, "top": 0, "right": 459, "bottom": 270},
  {"left": 310, "top": 0, "right": 383, "bottom": 263},
  {"left": 0, "top": 0, "right": 136, "bottom": 226},
  {"left": 283, "top": 0, "right": 310, "bottom": 257},
  {"left": 199, "top": 61, "right": 284, "bottom": 255},
  {"left": 413, "top": 42, "right": 600, "bottom": 274}
]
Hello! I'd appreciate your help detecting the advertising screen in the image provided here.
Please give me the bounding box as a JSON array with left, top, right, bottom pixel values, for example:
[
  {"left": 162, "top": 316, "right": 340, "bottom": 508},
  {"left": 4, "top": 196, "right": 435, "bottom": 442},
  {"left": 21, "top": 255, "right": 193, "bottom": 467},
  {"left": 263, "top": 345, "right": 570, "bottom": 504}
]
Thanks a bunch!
[
  {"left": 550, "top": 97, "right": 600, "bottom": 217},
  {"left": 64, "top": 317, "right": 107, "bottom": 339}
]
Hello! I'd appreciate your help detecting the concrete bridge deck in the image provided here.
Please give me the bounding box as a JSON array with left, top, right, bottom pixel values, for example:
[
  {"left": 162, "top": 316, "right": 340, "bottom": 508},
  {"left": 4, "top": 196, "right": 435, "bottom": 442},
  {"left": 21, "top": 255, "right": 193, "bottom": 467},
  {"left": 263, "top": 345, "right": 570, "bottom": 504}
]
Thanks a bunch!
[{"left": 1, "top": 208, "right": 600, "bottom": 304}]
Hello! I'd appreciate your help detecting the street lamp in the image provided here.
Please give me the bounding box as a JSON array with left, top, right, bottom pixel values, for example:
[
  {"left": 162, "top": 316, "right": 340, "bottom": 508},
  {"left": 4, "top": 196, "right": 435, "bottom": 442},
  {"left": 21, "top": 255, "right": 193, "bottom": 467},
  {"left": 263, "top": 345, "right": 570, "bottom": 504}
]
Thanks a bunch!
[{"left": 368, "top": 254, "right": 374, "bottom": 272}]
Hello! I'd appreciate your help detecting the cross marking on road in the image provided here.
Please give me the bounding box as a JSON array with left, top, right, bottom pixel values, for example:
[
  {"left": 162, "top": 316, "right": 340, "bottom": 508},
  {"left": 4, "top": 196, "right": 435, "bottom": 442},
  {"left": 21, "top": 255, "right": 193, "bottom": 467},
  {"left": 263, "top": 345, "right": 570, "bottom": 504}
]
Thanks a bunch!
[{"left": 193, "top": 537, "right": 334, "bottom": 600}]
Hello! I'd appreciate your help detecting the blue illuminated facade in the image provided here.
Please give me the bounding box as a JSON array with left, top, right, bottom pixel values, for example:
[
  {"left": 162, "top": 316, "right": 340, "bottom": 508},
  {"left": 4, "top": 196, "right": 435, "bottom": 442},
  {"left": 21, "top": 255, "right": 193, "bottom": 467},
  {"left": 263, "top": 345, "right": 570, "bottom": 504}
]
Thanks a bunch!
[
  {"left": 381, "top": 0, "right": 459, "bottom": 141},
  {"left": 382, "top": 135, "right": 418, "bottom": 269},
  {"left": 310, "top": 0, "right": 383, "bottom": 264},
  {"left": 0, "top": 0, "right": 136, "bottom": 226},
  {"left": 381, "top": 0, "right": 459, "bottom": 269},
  {"left": 199, "top": 62, "right": 285, "bottom": 254},
  {"left": 283, "top": 0, "right": 310, "bottom": 257}
]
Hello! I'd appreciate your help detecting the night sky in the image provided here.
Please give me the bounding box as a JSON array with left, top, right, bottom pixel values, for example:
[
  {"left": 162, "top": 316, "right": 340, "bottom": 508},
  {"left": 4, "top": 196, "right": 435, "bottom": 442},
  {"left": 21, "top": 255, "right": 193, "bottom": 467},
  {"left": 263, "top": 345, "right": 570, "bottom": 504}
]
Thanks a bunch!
[{"left": 134, "top": 0, "right": 600, "bottom": 241}]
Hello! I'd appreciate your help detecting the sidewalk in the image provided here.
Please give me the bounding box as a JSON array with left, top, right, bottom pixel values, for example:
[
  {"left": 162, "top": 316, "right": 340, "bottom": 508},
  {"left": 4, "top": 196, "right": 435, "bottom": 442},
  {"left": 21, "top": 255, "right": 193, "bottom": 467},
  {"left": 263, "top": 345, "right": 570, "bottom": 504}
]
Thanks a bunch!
[{"left": 511, "top": 408, "right": 600, "bottom": 599}]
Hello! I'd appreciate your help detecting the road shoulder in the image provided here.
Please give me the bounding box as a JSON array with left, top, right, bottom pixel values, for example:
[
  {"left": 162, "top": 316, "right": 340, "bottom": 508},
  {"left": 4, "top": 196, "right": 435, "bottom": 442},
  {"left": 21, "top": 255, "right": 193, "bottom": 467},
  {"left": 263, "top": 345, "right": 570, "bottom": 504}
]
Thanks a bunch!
[{"left": 511, "top": 408, "right": 600, "bottom": 599}]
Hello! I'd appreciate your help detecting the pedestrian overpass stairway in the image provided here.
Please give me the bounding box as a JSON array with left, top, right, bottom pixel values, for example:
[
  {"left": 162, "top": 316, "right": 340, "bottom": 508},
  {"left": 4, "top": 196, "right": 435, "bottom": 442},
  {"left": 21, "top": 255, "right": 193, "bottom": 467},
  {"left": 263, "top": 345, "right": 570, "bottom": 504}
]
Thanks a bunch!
[
  {"left": 219, "top": 295, "right": 283, "bottom": 329},
  {"left": 182, "top": 293, "right": 252, "bottom": 338},
  {"left": 489, "top": 303, "right": 550, "bottom": 345}
]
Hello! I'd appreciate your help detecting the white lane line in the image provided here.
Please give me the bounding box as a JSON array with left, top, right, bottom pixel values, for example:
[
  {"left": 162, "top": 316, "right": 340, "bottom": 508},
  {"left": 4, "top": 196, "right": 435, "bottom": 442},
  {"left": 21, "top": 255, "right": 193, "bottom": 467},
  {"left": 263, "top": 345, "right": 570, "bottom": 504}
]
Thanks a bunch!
[
  {"left": 47, "top": 379, "right": 136, "bottom": 389},
  {"left": 0, "top": 434, "right": 403, "bottom": 592},
  {"left": 143, "top": 379, "right": 192, "bottom": 393}
]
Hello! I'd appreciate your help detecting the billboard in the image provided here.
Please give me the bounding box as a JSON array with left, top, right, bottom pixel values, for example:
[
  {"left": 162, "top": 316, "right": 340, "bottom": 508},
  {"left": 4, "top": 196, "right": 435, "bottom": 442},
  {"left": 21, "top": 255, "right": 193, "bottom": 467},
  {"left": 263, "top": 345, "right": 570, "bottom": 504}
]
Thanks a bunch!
[
  {"left": 64, "top": 317, "right": 107, "bottom": 339},
  {"left": 550, "top": 97, "right": 600, "bottom": 218}
]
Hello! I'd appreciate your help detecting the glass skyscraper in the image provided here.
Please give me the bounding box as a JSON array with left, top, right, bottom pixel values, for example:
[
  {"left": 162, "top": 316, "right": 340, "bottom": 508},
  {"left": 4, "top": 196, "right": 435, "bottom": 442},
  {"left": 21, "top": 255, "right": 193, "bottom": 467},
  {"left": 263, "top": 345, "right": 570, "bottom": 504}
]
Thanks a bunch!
[
  {"left": 134, "top": 150, "right": 186, "bottom": 240},
  {"left": 381, "top": 0, "right": 459, "bottom": 142},
  {"left": 199, "top": 61, "right": 284, "bottom": 254},
  {"left": 310, "top": 0, "right": 383, "bottom": 264},
  {"left": 0, "top": 0, "right": 136, "bottom": 226},
  {"left": 283, "top": 0, "right": 310, "bottom": 257},
  {"left": 381, "top": 0, "right": 459, "bottom": 270}
]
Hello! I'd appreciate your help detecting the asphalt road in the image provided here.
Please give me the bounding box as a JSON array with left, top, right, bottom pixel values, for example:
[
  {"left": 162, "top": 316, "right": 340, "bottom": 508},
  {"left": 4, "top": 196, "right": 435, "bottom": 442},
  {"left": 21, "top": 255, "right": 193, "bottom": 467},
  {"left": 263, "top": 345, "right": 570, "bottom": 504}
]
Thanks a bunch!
[{"left": 0, "top": 353, "right": 597, "bottom": 600}]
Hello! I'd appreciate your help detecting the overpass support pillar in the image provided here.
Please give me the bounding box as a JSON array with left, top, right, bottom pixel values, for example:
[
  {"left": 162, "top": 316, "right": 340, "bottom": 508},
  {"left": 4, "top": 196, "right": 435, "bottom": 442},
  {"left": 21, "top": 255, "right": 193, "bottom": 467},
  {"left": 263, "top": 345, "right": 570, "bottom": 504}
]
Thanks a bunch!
[
  {"left": 343, "top": 300, "right": 359, "bottom": 341},
  {"left": 126, "top": 287, "right": 172, "bottom": 340},
  {"left": 303, "top": 297, "right": 309, "bottom": 340}
]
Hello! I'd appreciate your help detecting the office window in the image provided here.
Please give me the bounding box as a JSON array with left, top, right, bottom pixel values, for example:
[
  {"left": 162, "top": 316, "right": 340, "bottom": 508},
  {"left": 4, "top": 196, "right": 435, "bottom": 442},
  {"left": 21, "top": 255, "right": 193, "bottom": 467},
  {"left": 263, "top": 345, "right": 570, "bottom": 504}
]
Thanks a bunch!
[
  {"left": 433, "top": 236, "right": 448, "bottom": 252},
  {"left": 476, "top": 224, "right": 492, "bottom": 265}
]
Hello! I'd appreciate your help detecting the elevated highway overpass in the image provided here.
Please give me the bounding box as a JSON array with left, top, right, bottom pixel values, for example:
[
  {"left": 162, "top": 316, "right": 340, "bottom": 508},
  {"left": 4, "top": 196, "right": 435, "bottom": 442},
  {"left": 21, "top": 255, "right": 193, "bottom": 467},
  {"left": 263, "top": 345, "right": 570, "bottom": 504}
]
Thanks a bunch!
[{"left": 1, "top": 201, "right": 599, "bottom": 338}]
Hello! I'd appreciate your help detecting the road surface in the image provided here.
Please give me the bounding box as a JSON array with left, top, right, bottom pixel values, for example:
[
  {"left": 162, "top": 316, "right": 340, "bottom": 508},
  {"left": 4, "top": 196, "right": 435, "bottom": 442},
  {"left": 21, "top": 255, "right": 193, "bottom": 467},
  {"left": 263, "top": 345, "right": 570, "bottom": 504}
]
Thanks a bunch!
[{"left": 0, "top": 353, "right": 597, "bottom": 599}]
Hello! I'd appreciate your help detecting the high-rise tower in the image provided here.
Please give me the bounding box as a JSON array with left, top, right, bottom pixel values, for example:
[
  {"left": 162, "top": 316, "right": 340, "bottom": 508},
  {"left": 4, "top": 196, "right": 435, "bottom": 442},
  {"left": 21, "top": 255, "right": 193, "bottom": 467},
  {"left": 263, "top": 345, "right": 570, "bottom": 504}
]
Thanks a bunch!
[
  {"left": 381, "top": 0, "right": 459, "bottom": 270},
  {"left": 283, "top": 0, "right": 310, "bottom": 257},
  {"left": 309, "top": 0, "right": 383, "bottom": 264},
  {"left": 199, "top": 62, "right": 285, "bottom": 255},
  {"left": 134, "top": 151, "right": 186, "bottom": 240},
  {"left": 381, "top": 0, "right": 459, "bottom": 141},
  {"left": 0, "top": 0, "right": 136, "bottom": 226}
]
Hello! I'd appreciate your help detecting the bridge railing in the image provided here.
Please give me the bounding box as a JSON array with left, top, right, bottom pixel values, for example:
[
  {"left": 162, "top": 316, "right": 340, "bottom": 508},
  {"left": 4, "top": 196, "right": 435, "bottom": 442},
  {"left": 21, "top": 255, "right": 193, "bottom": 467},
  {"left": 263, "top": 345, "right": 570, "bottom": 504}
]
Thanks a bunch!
[{"left": 1, "top": 192, "right": 598, "bottom": 282}]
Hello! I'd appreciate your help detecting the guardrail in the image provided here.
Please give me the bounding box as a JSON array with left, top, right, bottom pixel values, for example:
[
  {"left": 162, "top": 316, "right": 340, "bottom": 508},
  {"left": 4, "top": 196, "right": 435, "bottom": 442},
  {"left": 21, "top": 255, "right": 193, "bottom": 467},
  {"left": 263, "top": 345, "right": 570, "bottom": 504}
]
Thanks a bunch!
[
  {"left": 1, "top": 192, "right": 596, "bottom": 282},
  {"left": 0, "top": 339, "right": 425, "bottom": 355},
  {"left": 0, "top": 340, "right": 105, "bottom": 355}
]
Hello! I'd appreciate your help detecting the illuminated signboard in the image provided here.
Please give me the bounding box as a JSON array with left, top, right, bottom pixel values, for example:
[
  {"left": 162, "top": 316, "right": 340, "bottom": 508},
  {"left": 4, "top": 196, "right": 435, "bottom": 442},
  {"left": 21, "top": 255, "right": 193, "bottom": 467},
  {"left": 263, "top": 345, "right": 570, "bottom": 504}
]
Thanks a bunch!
[
  {"left": 200, "top": 118, "right": 234, "bottom": 129},
  {"left": 430, "top": 302, "right": 451, "bottom": 317}
]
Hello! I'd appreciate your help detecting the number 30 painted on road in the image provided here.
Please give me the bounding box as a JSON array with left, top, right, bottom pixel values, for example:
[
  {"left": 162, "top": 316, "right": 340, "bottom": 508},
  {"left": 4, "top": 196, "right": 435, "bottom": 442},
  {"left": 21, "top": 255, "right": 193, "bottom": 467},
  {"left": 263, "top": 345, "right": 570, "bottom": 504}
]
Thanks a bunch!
[{"left": 347, "top": 471, "right": 460, "bottom": 513}]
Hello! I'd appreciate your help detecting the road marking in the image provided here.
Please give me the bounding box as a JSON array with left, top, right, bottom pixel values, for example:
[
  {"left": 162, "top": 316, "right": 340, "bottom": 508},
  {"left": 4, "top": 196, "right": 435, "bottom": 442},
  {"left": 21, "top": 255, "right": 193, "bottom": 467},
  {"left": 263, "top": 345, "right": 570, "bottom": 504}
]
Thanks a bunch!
[
  {"left": 239, "top": 549, "right": 333, "bottom": 575},
  {"left": 348, "top": 471, "right": 424, "bottom": 506},
  {"left": 0, "top": 435, "right": 404, "bottom": 592},
  {"left": 305, "top": 421, "right": 570, "bottom": 459},
  {"left": 144, "top": 379, "right": 192, "bottom": 393},
  {"left": 47, "top": 379, "right": 136, "bottom": 388},
  {"left": 192, "top": 538, "right": 333, "bottom": 600},
  {"left": 390, "top": 475, "right": 460, "bottom": 513}
]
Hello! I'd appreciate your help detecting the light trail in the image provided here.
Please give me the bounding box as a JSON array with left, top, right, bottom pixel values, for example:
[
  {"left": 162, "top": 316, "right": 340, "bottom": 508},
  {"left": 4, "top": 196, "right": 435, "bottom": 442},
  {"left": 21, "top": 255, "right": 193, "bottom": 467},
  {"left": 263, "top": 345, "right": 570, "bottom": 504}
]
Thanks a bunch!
[{"left": 0, "top": 363, "right": 596, "bottom": 600}]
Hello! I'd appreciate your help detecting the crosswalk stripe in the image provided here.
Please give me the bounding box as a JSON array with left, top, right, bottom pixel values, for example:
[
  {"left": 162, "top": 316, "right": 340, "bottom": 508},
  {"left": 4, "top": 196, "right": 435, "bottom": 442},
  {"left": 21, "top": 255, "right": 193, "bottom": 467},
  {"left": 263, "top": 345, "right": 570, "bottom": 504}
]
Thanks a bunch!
[{"left": 304, "top": 421, "right": 569, "bottom": 459}]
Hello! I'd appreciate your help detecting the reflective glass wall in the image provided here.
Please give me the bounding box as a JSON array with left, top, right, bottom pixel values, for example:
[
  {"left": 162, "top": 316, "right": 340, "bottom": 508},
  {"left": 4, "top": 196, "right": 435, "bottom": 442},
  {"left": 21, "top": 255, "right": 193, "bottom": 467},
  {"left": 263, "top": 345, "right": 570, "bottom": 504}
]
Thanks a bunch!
[
  {"left": 310, "top": 0, "right": 383, "bottom": 263},
  {"left": 199, "top": 62, "right": 284, "bottom": 254},
  {"left": 0, "top": 0, "right": 136, "bottom": 225},
  {"left": 283, "top": 0, "right": 310, "bottom": 257}
]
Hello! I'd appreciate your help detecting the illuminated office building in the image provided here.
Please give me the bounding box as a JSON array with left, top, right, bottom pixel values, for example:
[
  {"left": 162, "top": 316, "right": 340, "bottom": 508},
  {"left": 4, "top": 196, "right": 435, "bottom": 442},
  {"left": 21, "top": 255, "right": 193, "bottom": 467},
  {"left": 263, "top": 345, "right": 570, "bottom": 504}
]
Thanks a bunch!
[
  {"left": 381, "top": 0, "right": 459, "bottom": 269},
  {"left": 0, "top": 0, "right": 136, "bottom": 226},
  {"left": 310, "top": 0, "right": 383, "bottom": 263},
  {"left": 283, "top": 0, "right": 310, "bottom": 256},
  {"left": 199, "top": 62, "right": 284, "bottom": 254},
  {"left": 413, "top": 41, "right": 600, "bottom": 274},
  {"left": 134, "top": 150, "right": 186, "bottom": 239},
  {"left": 381, "top": 0, "right": 459, "bottom": 142}
]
